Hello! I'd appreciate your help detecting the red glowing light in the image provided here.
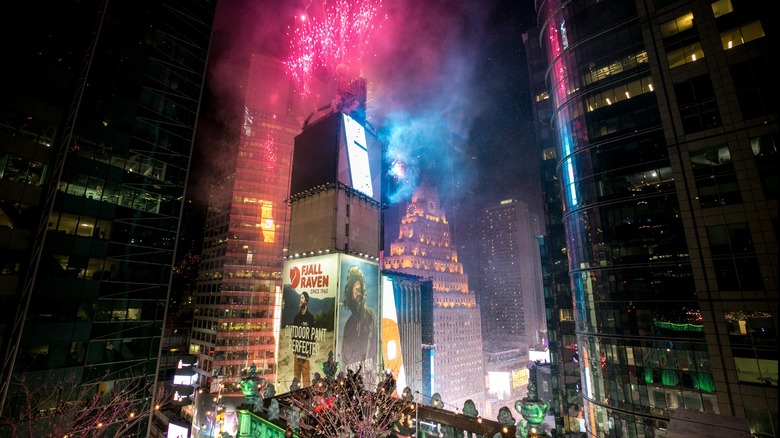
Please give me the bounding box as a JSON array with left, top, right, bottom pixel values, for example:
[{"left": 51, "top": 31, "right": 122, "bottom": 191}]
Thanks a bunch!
[{"left": 285, "top": 0, "right": 384, "bottom": 96}]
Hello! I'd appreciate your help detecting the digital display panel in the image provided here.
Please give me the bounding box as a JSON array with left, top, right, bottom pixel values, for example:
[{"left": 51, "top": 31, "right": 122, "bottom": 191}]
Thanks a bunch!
[
  {"left": 166, "top": 423, "right": 188, "bottom": 438},
  {"left": 381, "top": 275, "right": 406, "bottom": 396},
  {"left": 173, "top": 372, "right": 198, "bottom": 386},
  {"left": 336, "top": 255, "right": 380, "bottom": 382},
  {"left": 343, "top": 113, "right": 373, "bottom": 197}
]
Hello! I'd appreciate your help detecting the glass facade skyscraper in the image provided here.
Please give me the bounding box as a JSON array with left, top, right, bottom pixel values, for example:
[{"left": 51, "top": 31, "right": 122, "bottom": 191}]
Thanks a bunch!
[
  {"left": 190, "top": 53, "right": 300, "bottom": 391},
  {"left": 532, "top": 0, "right": 777, "bottom": 436},
  {"left": 0, "top": 1, "right": 215, "bottom": 435}
]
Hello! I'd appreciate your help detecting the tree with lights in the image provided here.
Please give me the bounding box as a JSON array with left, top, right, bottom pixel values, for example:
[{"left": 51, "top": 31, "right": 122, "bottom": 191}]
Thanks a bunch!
[
  {"left": 284, "top": 357, "right": 412, "bottom": 438},
  {"left": 0, "top": 373, "right": 167, "bottom": 437}
]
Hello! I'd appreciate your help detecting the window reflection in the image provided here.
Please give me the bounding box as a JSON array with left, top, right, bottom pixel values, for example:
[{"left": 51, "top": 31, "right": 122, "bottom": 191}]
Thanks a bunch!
[
  {"left": 57, "top": 172, "right": 168, "bottom": 214},
  {"left": 750, "top": 133, "right": 779, "bottom": 198},
  {"left": 690, "top": 145, "right": 741, "bottom": 207},
  {"left": 706, "top": 223, "right": 763, "bottom": 290},
  {"left": 0, "top": 154, "right": 47, "bottom": 186}
]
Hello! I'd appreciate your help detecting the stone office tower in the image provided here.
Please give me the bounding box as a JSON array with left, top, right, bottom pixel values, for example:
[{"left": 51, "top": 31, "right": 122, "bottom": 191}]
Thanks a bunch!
[{"left": 384, "top": 184, "right": 486, "bottom": 413}]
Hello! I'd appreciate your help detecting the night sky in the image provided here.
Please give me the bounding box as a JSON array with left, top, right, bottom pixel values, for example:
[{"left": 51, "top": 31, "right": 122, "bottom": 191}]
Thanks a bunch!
[{"left": 192, "top": 0, "right": 542, "bottom": 284}]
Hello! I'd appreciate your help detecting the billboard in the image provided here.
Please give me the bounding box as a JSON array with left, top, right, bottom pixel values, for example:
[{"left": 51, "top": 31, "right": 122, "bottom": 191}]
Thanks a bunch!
[
  {"left": 167, "top": 422, "right": 188, "bottom": 438},
  {"left": 277, "top": 254, "right": 339, "bottom": 391},
  {"left": 381, "top": 274, "right": 405, "bottom": 396},
  {"left": 336, "top": 255, "right": 380, "bottom": 380}
]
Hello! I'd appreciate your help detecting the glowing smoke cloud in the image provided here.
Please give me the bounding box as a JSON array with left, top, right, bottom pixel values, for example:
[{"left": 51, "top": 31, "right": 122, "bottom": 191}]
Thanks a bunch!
[
  {"left": 285, "top": 0, "right": 384, "bottom": 96},
  {"left": 380, "top": 110, "right": 469, "bottom": 204},
  {"left": 366, "top": 0, "right": 488, "bottom": 206}
]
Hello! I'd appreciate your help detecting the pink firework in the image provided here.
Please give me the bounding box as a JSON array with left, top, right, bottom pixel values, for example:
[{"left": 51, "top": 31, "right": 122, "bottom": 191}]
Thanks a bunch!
[{"left": 285, "top": 0, "right": 383, "bottom": 96}]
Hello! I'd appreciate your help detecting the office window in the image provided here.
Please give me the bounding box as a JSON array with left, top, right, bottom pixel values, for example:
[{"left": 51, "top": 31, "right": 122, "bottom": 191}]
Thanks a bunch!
[
  {"left": 674, "top": 75, "right": 721, "bottom": 133},
  {"left": 661, "top": 12, "right": 704, "bottom": 68},
  {"left": 0, "top": 154, "right": 47, "bottom": 186},
  {"left": 750, "top": 133, "right": 779, "bottom": 199},
  {"left": 689, "top": 145, "right": 741, "bottom": 207},
  {"left": 730, "top": 57, "right": 777, "bottom": 120},
  {"left": 710, "top": 0, "right": 734, "bottom": 17},
  {"left": 706, "top": 223, "right": 763, "bottom": 290},
  {"left": 720, "top": 20, "right": 765, "bottom": 50}
]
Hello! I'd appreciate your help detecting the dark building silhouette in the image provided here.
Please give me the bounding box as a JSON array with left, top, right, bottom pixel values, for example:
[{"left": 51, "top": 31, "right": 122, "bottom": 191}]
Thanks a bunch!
[
  {"left": 528, "top": 0, "right": 777, "bottom": 436},
  {"left": 0, "top": 1, "right": 216, "bottom": 435}
]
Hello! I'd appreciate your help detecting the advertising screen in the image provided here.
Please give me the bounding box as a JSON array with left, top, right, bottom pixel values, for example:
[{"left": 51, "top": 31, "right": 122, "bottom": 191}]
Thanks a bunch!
[
  {"left": 166, "top": 423, "right": 188, "bottom": 438},
  {"left": 277, "top": 254, "right": 339, "bottom": 392},
  {"left": 381, "top": 275, "right": 405, "bottom": 396},
  {"left": 336, "top": 255, "right": 380, "bottom": 380},
  {"left": 343, "top": 113, "right": 373, "bottom": 198}
]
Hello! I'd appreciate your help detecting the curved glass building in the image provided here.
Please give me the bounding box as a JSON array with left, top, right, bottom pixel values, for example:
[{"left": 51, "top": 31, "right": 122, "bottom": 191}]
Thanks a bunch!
[{"left": 533, "top": 0, "right": 777, "bottom": 436}]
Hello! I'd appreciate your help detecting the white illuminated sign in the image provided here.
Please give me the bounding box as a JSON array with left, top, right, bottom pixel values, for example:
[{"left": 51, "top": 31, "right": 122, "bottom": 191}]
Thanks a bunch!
[{"left": 343, "top": 113, "right": 373, "bottom": 197}]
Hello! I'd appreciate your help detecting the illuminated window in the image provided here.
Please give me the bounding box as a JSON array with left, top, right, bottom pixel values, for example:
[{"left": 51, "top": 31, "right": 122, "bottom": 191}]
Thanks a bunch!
[
  {"left": 710, "top": 0, "right": 734, "bottom": 17},
  {"left": 660, "top": 12, "right": 695, "bottom": 38},
  {"left": 724, "top": 311, "right": 777, "bottom": 386},
  {"left": 585, "top": 76, "right": 654, "bottom": 112},
  {"left": 666, "top": 43, "right": 704, "bottom": 68},
  {"left": 661, "top": 12, "right": 704, "bottom": 68},
  {"left": 720, "top": 21, "right": 765, "bottom": 50}
]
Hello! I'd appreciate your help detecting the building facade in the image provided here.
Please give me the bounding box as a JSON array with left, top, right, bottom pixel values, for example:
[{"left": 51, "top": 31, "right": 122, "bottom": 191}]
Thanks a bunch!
[
  {"left": 384, "top": 184, "right": 487, "bottom": 413},
  {"left": 380, "top": 271, "right": 435, "bottom": 400},
  {"left": 190, "top": 53, "right": 301, "bottom": 391},
  {"left": 0, "top": 1, "right": 215, "bottom": 435},
  {"left": 532, "top": 0, "right": 778, "bottom": 436},
  {"left": 522, "top": 24, "right": 584, "bottom": 436},
  {"left": 479, "top": 198, "right": 546, "bottom": 353}
]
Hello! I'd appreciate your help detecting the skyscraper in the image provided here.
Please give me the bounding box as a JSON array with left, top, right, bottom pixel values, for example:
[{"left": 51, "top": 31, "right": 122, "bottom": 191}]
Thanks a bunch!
[
  {"left": 478, "top": 198, "right": 546, "bottom": 418},
  {"left": 190, "top": 53, "right": 301, "bottom": 391},
  {"left": 384, "top": 184, "right": 486, "bottom": 413},
  {"left": 277, "top": 104, "right": 384, "bottom": 390},
  {"left": 522, "top": 24, "right": 582, "bottom": 435},
  {"left": 531, "top": 0, "right": 777, "bottom": 436},
  {"left": 0, "top": 0, "right": 215, "bottom": 435},
  {"left": 479, "top": 198, "right": 546, "bottom": 353}
]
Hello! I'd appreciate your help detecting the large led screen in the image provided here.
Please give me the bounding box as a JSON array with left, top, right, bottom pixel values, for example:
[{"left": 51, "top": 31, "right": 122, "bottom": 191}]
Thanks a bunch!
[
  {"left": 336, "top": 255, "right": 380, "bottom": 381},
  {"left": 381, "top": 275, "right": 406, "bottom": 396},
  {"left": 343, "top": 113, "right": 373, "bottom": 198},
  {"left": 167, "top": 423, "right": 188, "bottom": 438},
  {"left": 277, "top": 254, "right": 339, "bottom": 392}
]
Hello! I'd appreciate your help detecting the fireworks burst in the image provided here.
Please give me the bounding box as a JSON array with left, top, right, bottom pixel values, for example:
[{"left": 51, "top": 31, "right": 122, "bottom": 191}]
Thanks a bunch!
[{"left": 285, "top": 0, "right": 384, "bottom": 96}]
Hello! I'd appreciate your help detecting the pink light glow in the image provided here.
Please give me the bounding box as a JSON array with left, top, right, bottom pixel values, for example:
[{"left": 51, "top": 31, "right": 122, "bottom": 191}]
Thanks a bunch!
[{"left": 285, "top": 0, "right": 383, "bottom": 96}]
